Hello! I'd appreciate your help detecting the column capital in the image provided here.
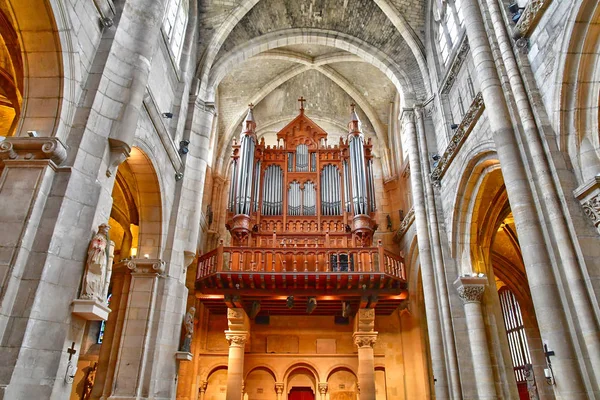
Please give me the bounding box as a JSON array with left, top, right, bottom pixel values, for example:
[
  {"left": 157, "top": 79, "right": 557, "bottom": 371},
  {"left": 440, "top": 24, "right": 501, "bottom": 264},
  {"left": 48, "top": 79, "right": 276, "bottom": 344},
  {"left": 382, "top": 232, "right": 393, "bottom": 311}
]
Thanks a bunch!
[
  {"left": 353, "top": 332, "right": 378, "bottom": 348},
  {"left": 0, "top": 137, "right": 67, "bottom": 167},
  {"left": 318, "top": 382, "right": 328, "bottom": 394},
  {"left": 225, "top": 331, "right": 249, "bottom": 348},
  {"left": 400, "top": 108, "right": 415, "bottom": 125},
  {"left": 115, "top": 258, "right": 166, "bottom": 275},
  {"left": 199, "top": 380, "right": 208, "bottom": 392},
  {"left": 275, "top": 382, "right": 284, "bottom": 394},
  {"left": 454, "top": 276, "right": 487, "bottom": 304}
]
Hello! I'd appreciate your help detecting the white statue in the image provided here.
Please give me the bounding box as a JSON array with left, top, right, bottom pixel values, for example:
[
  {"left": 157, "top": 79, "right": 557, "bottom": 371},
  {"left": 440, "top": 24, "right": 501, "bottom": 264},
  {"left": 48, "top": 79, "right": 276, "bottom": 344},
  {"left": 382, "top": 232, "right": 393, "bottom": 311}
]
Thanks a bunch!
[
  {"left": 181, "top": 306, "right": 196, "bottom": 352},
  {"left": 81, "top": 224, "right": 113, "bottom": 302}
]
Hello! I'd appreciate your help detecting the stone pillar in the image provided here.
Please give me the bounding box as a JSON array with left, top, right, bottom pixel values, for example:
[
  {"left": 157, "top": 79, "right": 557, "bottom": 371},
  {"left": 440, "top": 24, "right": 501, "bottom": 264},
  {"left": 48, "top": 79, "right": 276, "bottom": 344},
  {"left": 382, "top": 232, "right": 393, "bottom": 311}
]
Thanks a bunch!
[
  {"left": 400, "top": 110, "right": 452, "bottom": 398},
  {"left": 199, "top": 380, "right": 207, "bottom": 400},
  {"left": 92, "top": 258, "right": 167, "bottom": 399},
  {"left": 103, "top": 0, "right": 169, "bottom": 174},
  {"left": 353, "top": 309, "right": 378, "bottom": 400},
  {"left": 454, "top": 276, "right": 496, "bottom": 399},
  {"left": 225, "top": 308, "right": 250, "bottom": 400},
  {"left": 460, "top": 0, "right": 589, "bottom": 396},
  {"left": 318, "top": 383, "right": 328, "bottom": 400},
  {"left": 275, "top": 382, "right": 284, "bottom": 400}
]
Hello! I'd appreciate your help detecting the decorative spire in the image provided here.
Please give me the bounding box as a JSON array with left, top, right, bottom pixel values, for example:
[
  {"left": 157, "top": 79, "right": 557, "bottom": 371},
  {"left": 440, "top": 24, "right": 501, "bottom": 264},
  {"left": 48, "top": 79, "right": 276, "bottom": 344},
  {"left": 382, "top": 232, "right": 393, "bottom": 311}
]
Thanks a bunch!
[
  {"left": 298, "top": 96, "right": 306, "bottom": 113},
  {"left": 348, "top": 103, "right": 361, "bottom": 134},
  {"left": 243, "top": 103, "right": 256, "bottom": 134}
]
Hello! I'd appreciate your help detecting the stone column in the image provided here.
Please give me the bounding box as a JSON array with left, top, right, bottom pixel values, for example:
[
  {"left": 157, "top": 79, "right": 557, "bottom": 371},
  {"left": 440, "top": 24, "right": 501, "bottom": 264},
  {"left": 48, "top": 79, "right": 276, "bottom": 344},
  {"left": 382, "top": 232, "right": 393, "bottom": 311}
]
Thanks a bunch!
[
  {"left": 483, "top": 0, "right": 600, "bottom": 388},
  {"left": 318, "top": 383, "right": 328, "bottom": 400},
  {"left": 460, "top": 0, "right": 589, "bottom": 396},
  {"left": 353, "top": 309, "right": 378, "bottom": 400},
  {"left": 92, "top": 258, "right": 166, "bottom": 399},
  {"left": 454, "top": 276, "right": 496, "bottom": 399},
  {"left": 400, "top": 110, "right": 452, "bottom": 398},
  {"left": 275, "top": 382, "right": 284, "bottom": 400},
  {"left": 199, "top": 380, "right": 207, "bottom": 400},
  {"left": 225, "top": 308, "right": 250, "bottom": 400}
]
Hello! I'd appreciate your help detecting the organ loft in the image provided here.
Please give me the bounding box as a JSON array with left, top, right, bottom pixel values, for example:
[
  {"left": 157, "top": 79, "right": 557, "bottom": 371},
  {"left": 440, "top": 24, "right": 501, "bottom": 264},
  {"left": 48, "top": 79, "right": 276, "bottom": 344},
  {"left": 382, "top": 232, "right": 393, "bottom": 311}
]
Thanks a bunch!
[{"left": 195, "top": 99, "right": 406, "bottom": 400}]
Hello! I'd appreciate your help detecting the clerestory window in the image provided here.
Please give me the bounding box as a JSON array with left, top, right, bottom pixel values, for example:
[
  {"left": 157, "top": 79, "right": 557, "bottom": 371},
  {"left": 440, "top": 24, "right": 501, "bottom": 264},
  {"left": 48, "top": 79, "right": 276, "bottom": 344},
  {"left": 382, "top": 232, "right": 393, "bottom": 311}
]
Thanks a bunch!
[{"left": 163, "top": 0, "right": 188, "bottom": 64}]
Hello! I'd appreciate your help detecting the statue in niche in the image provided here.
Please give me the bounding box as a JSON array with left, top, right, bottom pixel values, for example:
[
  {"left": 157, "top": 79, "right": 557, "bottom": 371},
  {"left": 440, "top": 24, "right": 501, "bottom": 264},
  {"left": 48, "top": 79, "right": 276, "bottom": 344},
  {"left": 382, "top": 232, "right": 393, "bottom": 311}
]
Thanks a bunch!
[
  {"left": 180, "top": 306, "right": 196, "bottom": 352},
  {"left": 80, "top": 224, "right": 114, "bottom": 302}
]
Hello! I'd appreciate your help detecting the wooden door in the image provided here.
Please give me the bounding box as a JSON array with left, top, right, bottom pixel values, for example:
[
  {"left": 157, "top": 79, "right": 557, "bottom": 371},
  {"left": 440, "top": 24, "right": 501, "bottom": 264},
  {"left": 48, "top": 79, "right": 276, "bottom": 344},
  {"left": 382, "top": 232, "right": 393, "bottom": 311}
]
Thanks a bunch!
[{"left": 288, "top": 387, "right": 314, "bottom": 400}]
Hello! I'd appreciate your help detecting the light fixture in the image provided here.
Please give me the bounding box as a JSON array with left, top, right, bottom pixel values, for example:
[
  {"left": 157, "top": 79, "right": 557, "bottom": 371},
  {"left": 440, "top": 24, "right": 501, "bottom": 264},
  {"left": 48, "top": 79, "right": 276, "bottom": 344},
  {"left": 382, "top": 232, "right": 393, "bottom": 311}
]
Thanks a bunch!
[
  {"left": 175, "top": 171, "right": 184, "bottom": 181},
  {"left": 508, "top": 3, "right": 519, "bottom": 13},
  {"left": 306, "top": 297, "right": 317, "bottom": 314},
  {"left": 100, "top": 17, "right": 114, "bottom": 28},
  {"left": 144, "top": 254, "right": 150, "bottom": 259},
  {"left": 27, "top": 130, "right": 39, "bottom": 137},
  {"left": 450, "top": 123, "right": 459, "bottom": 130},
  {"left": 179, "top": 139, "right": 190, "bottom": 155},
  {"left": 130, "top": 248, "right": 138, "bottom": 258},
  {"left": 431, "top": 153, "right": 441, "bottom": 161},
  {"left": 162, "top": 112, "right": 174, "bottom": 119}
]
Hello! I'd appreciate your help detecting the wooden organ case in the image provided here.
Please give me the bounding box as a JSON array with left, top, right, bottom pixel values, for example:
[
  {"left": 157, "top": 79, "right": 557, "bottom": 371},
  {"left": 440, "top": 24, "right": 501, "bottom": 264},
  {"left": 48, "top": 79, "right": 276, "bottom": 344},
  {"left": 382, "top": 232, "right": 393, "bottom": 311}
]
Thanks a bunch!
[
  {"left": 226, "top": 101, "right": 379, "bottom": 248},
  {"left": 196, "top": 100, "right": 406, "bottom": 317}
]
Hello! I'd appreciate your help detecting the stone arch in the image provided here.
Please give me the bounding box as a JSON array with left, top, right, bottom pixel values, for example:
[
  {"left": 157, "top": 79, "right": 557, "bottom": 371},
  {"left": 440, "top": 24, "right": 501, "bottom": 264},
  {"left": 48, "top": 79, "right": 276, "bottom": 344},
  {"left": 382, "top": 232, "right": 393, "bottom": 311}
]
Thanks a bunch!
[
  {"left": 204, "top": 29, "right": 415, "bottom": 104},
  {"left": 325, "top": 365, "right": 357, "bottom": 382},
  {"left": 206, "top": 364, "right": 229, "bottom": 380},
  {"left": 555, "top": 0, "right": 600, "bottom": 182},
  {"left": 244, "top": 365, "right": 278, "bottom": 382},
  {"left": 283, "top": 362, "right": 320, "bottom": 394},
  {"left": 195, "top": 0, "right": 428, "bottom": 98},
  {"left": 0, "top": 0, "right": 79, "bottom": 139},
  {"left": 245, "top": 366, "right": 278, "bottom": 399},
  {"left": 121, "top": 146, "right": 163, "bottom": 259}
]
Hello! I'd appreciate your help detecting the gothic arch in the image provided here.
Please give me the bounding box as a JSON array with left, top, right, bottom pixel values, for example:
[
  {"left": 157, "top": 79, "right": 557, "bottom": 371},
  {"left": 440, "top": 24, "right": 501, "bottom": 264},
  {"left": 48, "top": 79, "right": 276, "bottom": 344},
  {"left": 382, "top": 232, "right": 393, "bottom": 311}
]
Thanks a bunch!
[
  {"left": 0, "top": 0, "right": 79, "bottom": 138},
  {"left": 555, "top": 0, "right": 600, "bottom": 182}
]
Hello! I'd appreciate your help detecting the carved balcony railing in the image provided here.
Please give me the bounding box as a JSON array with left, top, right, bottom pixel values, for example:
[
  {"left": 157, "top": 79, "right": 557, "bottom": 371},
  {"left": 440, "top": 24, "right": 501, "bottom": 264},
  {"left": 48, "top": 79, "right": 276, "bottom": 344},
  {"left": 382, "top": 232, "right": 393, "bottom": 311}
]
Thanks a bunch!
[{"left": 196, "top": 240, "right": 406, "bottom": 294}]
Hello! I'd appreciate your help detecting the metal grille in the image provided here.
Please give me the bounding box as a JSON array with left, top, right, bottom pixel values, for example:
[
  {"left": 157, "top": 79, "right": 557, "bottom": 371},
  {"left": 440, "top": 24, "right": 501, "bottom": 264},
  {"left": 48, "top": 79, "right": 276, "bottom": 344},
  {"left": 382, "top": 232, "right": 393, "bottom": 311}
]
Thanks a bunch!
[{"left": 499, "top": 287, "right": 532, "bottom": 383}]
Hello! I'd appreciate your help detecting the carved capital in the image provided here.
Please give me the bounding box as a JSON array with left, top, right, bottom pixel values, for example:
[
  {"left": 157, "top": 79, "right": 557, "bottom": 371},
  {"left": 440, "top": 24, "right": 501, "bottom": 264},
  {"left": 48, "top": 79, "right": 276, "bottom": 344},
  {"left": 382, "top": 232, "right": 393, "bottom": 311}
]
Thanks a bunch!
[
  {"left": 225, "top": 331, "right": 248, "bottom": 348},
  {"left": 318, "top": 383, "right": 328, "bottom": 394},
  {"left": 199, "top": 380, "right": 208, "bottom": 392},
  {"left": 513, "top": 0, "right": 550, "bottom": 39},
  {"left": 454, "top": 276, "right": 487, "bottom": 304},
  {"left": 353, "top": 332, "right": 378, "bottom": 348},
  {"left": 275, "top": 383, "right": 284, "bottom": 394},
  {"left": 0, "top": 137, "right": 67, "bottom": 167},
  {"left": 400, "top": 108, "right": 415, "bottom": 125},
  {"left": 123, "top": 258, "right": 165, "bottom": 275},
  {"left": 574, "top": 176, "right": 600, "bottom": 235}
]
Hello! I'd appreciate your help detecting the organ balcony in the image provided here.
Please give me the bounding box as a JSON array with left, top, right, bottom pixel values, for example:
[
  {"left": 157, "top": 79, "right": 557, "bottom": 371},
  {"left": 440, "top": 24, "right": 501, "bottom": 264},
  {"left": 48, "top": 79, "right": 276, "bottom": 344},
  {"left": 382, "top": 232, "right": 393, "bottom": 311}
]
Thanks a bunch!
[{"left": 196, "top": 101, "right": 408, "bottom": 317}]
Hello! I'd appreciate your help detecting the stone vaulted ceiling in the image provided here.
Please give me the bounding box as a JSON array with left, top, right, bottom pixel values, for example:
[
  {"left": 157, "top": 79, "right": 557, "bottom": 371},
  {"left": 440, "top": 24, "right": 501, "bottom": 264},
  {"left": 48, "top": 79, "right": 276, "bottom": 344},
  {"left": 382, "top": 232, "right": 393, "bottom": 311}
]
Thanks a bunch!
[{"left": 197, "top": 0, "right": 428, "bottom": 163}]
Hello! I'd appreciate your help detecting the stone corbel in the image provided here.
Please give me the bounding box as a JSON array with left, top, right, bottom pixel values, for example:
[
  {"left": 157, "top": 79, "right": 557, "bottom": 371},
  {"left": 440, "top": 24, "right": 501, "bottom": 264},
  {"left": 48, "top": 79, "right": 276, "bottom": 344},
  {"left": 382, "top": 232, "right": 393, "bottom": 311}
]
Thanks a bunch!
[
  {"left": 106, "top": 138, "right": 131, "bottom": 177},
  {"left": 574, "top": 175, "right": 600, "bottom": 235},
  {"left": 0, "top": 137, "right": 67, "bottom": 167}
]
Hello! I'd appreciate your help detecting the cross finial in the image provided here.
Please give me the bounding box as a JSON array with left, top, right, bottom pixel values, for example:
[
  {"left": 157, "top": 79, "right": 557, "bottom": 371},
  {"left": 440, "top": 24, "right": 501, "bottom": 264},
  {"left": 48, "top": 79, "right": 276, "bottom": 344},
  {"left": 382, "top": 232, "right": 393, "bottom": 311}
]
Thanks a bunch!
[
  {"left": 350, "top": 103, "right": 356, "bottom": 111},
  {"left": 67, "top": 342, "right": 77, "bottom": 361},
  {"left": 298, "top": 96, "right": 306, "bottom": 112},
  {"left": 248, "top": 103, "right": 254, "bottom": 109}
]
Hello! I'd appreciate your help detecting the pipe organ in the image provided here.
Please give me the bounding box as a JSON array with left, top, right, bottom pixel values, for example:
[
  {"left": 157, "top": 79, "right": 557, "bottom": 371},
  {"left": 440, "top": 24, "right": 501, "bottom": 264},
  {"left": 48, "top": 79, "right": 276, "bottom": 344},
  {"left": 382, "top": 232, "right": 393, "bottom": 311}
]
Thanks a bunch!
[{"left": 227, "top": 101, "right": 378, "bottom": 247}]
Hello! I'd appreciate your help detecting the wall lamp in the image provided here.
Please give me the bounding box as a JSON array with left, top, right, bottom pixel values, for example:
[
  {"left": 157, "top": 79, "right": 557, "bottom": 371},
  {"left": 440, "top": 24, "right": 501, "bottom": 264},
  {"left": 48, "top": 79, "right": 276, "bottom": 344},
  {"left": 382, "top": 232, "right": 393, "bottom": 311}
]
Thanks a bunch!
[
  {"left": 450, "top": 123, "right": 459, "bottom": 130},
  {"left": 508, "top": 3, "right": 525, "bottom": 23},
  {"left": 162, "top": 112, "right": 174, "bottom": 119},
  {"left": 179, "top": 139, "right": 190, "bottom": 155}
]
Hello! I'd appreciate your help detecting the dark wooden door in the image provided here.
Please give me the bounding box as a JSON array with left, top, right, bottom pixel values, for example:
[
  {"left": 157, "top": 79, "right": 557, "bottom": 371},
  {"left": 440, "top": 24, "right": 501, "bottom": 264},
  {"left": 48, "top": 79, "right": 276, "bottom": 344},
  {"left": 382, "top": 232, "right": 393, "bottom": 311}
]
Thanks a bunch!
[{"left": 288, "top": 387, "right": 314, "bottom": 400}]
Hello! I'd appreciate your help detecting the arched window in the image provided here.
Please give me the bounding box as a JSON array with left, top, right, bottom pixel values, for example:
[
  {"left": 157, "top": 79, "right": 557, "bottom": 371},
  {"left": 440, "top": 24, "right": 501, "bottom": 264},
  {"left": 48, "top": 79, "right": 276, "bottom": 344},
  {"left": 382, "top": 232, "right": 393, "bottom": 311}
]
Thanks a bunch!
[
  {"left": 435, "top": 1, "right": 465, "bottom": 65},
  {"left": 163, "top": 0, "right": 188, "bottom": 63}
]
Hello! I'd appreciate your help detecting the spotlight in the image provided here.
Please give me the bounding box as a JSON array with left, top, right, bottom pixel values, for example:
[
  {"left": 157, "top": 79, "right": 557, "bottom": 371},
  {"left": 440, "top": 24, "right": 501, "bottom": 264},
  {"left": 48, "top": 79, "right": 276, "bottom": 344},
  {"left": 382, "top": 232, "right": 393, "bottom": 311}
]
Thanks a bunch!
[
  {"left": 162, "top": 112, "right": 174, "bottom": 119},
  {"left": 306, "top": 297, "right": 317, "bottom": 314},
  {"left": 100, "top": 17, "right": 114, "bottom": 28},
  {"left": 450, "top": 123, "right": 459, "bottom": 130},
  {"left": 179, "top": 139, "right": 190, "bottom": 155},
  {"left": 431, "top": 153, "right": 441, "bottom": 161},
  {"left": 27, "top": 131, "right": 39, "bottom": 137},
  {"left": 508, "top": 3, "right": 519, "bottom": 13},
  {"left": 175, "top": 171, "right": 184, "bottom": 181},
  {"left": 286, "top": 296, "right": 294, "bottom": 309}
]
